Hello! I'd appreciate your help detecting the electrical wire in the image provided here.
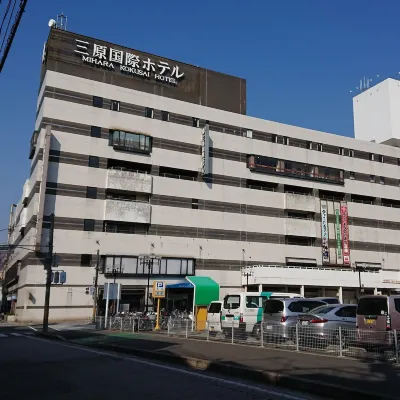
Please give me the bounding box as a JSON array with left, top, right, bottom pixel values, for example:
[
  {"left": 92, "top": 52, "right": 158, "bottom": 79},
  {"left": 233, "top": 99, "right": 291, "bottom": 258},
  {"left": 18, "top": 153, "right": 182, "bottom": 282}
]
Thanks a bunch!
[
  {"left": 0, "top": 0, "right": 16, "bottom": 54},
  {"left": 0, "top": 0, "right": 12, "bottom": 37}
]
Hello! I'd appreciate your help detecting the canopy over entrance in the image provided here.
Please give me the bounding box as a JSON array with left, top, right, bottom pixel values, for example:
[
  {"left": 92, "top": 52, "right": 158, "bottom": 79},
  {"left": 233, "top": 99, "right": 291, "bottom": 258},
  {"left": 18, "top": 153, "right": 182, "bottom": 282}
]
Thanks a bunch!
[{"left": 185, "top": 276, "right": 219, "bottom": 306}]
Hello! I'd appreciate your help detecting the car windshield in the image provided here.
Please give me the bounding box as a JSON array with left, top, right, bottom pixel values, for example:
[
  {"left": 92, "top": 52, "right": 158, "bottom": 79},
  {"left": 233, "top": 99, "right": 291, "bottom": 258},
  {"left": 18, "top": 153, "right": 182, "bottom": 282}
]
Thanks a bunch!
[{"left": 307, "top": 305, "right": 336, "bottom": 315}]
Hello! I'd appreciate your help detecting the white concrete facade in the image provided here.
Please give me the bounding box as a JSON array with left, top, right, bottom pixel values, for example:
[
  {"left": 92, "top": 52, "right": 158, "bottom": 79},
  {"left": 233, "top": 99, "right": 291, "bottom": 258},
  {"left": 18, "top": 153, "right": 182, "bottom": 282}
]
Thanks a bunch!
[{"left": 5, "top": 68, "right": 400, "bottom": 321}]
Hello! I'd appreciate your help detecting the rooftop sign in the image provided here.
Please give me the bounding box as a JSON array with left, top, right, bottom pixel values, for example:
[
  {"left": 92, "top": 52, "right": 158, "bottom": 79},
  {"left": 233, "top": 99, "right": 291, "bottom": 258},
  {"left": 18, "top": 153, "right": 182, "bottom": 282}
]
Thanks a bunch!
[{"left": 74, "top": 39, "right": 185, "bottom": 85}]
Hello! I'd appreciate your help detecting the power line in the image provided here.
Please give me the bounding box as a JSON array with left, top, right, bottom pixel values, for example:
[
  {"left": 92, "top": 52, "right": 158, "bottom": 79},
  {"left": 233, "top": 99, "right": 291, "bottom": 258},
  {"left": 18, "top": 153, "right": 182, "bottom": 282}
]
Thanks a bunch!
[
  {"left": 0, "top": 0, "right": 28, "bottom": 73},
  {"left": 0, "top": 0, "right": 16, "bottom": 54}
]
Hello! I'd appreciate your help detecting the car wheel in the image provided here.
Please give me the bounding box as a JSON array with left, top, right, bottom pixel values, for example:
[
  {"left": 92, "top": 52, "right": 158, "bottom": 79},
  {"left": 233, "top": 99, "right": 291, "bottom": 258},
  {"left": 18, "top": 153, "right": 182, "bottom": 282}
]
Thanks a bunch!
[{"left": 253, "top": 323, "right": 261, "bottom": 340}]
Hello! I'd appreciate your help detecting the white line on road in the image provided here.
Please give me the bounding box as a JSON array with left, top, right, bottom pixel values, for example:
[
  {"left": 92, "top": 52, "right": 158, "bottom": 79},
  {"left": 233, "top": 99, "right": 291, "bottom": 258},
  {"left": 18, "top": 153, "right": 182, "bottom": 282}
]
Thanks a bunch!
[
  {"left": 27, "top": 326, "right": 38, "bottom": 332},
  {"left": 10, "top": 333, "right": 22, "bottom": 337},
  {"left": 27, "top": 335, "right": 309, "bottom": 400},
  {"left": 0, "top": 334, "right": 7, "bottom": 338}
]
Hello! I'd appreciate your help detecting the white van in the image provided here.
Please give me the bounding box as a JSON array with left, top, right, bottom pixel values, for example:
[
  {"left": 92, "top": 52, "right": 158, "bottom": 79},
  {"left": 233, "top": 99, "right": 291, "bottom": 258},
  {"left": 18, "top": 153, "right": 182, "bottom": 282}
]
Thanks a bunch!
[{"left": 207, "top": 292, "right": 302, "bottom": 338}]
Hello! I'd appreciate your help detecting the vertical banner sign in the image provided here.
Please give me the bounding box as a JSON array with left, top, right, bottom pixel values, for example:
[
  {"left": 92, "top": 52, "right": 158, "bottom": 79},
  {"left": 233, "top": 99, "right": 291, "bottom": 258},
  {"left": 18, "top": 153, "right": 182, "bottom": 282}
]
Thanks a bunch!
[
  {"left": 334, "top": 202, "right": 343, "bottom": 264},
  {"left": 340, "top": 202, "right": 350, "bottom": 265},
  {"left": 201, "top": 124, "right": 210, "bottom": 176},
  {"left": 320, "top": 200, "right": 330, "bottom": 263}
]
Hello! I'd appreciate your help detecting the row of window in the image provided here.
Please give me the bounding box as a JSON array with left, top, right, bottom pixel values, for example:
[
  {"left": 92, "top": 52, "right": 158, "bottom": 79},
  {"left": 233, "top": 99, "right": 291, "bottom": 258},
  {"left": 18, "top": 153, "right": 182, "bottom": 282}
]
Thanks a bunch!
[
  {"left": 90, "top": 95, "right": 400, "bottom": 166},
  {"left": 248, "top": 155, "right": 344, "bottom": 185},
  {"left": 92, "top": 95, "right": 201, "bottom": 127},
  {"left": 86, "top": 123, "right": 400, "bottom": 190},
  {"left": 101, "top": 255, "right": 195, "bottom": 276}
]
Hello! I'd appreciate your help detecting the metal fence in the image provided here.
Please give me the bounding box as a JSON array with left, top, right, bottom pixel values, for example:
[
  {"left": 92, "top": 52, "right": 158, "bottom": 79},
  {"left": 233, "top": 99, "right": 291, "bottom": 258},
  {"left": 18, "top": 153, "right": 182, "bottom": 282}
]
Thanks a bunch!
[{"left": 94, "top": 317, "right": 399, "bottom": 363}]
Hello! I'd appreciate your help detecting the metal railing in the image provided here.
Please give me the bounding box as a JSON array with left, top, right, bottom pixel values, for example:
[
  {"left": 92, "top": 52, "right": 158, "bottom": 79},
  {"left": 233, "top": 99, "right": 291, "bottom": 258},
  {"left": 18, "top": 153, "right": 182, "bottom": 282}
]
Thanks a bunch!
[{"left": 94, "top": 316, "right": 400, "bottom": 363}]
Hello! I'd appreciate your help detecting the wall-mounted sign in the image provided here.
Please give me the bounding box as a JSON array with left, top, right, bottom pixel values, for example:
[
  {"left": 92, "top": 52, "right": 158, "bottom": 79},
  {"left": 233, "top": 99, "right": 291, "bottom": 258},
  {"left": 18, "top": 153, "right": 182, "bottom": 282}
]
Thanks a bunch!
[
  {"left": 334, "top": 202, "right": 343, "bottom": 264},
  {"left": 340, "top": 202, "right": 350, "bottom": 265},
  {"left": 320, "top": 201, "right": 330, "bottom": 263},
  {"left": 74, "top": 40, "right": 185, "bottom": 85},
  {"left": 201, "top": 124, "right": 210, "bottom": 176}
]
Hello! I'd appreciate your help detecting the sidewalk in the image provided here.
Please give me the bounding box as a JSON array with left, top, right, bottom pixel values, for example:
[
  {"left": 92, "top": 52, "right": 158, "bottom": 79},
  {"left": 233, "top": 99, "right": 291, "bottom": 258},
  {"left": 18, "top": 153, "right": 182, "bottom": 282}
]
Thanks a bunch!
[{"left": 48, "top": 329, "right": 399, "bottom": 400}]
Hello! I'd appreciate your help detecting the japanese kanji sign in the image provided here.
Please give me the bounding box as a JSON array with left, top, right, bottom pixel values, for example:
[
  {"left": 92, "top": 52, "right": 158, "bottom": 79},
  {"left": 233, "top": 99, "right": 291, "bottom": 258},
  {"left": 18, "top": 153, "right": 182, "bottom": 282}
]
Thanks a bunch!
[{"left": 74, "top": 39, "right": 185, "bottom": 85}]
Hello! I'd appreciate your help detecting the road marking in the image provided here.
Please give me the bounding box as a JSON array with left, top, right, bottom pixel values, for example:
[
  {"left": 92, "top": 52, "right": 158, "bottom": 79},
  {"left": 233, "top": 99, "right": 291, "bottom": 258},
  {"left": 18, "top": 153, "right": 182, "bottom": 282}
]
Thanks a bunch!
[
  {"left": 27, "top": 335, "right": 309, "bottom": 400},
  {"left": 10, "top": 333, "right": 22, "bottom": 337},
  {"left": 0, "top": 333, "right": 7, "bottom": 338},
  {"left": 27, "top": 326, "right": 38, "bottom": 332},
  {"left": 24, "top": 332, "right": 34, "bottom": 335}
]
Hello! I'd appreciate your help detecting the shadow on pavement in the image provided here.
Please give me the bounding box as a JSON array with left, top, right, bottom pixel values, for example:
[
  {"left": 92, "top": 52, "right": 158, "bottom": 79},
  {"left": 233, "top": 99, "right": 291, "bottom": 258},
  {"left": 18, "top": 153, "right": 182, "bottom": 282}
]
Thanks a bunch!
[{"left": 48, "top": 329, "right": 400, "bottom": 400}]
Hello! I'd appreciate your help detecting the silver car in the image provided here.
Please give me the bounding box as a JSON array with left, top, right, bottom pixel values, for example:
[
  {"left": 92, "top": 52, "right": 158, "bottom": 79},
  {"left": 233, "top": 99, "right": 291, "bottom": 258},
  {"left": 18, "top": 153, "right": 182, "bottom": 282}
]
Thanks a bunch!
[
  {"left": 297, "top": 304, "right": 357, "bottom": 347},
  {"left": 263, "top": 298, "right": 327, "bottom": 341}
]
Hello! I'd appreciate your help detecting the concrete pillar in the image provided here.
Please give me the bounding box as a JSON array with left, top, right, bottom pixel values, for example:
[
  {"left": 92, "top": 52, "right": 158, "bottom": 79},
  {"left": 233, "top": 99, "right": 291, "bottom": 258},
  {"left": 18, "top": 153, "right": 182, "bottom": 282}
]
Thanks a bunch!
[
  {"left": 300, "top": 285, "right": 305, "bottom": 297},
  {"left": 338, "top": 287, "right": 343, "bottom": 303},
  {"left": 258, "top": 284, "right": 263, "bottom": 293},
  {"left": 374, "top": 288, "right": 378, "bottom": 295}
]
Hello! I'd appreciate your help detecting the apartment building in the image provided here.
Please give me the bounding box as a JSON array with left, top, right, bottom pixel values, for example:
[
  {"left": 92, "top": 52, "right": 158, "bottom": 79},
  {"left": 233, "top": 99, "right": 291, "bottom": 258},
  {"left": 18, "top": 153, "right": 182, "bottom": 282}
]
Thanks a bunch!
[{"left": 3, "top": 27, "right": 400, "bottom": 321}]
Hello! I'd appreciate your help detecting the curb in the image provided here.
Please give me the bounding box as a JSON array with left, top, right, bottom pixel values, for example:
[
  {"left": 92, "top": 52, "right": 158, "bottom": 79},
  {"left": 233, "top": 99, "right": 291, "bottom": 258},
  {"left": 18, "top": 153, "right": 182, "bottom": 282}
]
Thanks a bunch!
[{"left": 73, "top": 340, "right": 394, "bottom": 400}]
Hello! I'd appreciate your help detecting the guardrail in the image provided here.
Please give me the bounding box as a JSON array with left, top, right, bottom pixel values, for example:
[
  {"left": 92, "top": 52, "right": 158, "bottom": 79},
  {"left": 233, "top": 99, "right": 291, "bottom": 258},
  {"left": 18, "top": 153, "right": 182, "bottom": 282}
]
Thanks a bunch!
[{"left": 94, "top": 317, "right": 399, "bottom": 363}]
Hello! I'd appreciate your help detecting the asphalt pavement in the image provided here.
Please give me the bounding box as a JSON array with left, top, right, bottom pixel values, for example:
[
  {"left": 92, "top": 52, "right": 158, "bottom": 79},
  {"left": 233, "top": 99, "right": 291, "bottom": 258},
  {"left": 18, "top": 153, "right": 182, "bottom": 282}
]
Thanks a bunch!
[{"left": 0, "top": 328, "right": 321, "bottom": 400}]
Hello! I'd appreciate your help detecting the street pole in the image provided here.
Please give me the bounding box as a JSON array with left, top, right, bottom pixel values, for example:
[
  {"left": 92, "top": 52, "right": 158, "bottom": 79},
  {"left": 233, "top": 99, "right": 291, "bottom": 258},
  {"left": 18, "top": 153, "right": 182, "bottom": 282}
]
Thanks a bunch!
[
  {"left": 146, "top": 259, "right": 151, "bottom": 312},
  {"left": 92, "top": 249, "right": 100, "bottom": 321},
  {"left": 43, "top": 213, "right": 54, "bottom": 333}
]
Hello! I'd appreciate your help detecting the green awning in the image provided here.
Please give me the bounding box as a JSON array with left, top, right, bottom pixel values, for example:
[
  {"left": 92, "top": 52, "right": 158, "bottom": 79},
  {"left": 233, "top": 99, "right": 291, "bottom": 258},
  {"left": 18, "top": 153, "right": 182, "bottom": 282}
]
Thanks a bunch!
[{"left": 186, "top": 276, "right": 219, "bottom": 306}]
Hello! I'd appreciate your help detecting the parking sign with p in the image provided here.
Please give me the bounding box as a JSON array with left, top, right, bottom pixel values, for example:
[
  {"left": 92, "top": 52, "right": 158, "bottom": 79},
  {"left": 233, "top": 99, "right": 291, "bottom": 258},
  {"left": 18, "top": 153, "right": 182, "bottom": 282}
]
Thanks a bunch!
[{"left": 153, "top": 281, "right": 166, "bottom": 298}]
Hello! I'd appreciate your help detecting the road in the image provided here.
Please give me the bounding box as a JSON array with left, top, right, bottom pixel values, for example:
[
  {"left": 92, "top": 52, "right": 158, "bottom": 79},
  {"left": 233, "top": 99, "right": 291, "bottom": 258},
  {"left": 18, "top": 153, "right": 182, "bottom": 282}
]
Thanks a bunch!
[{"left": 0, "top": 325, "right": 322, "bottom": 400}]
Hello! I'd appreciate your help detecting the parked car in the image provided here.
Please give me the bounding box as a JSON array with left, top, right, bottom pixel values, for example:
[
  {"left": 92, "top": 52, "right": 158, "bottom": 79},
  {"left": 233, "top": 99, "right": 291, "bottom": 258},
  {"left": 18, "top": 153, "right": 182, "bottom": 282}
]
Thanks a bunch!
[
  {"left": 262, "top": 298, "right": 327, "bottom": 341},
  {"left": 311, "top": 297, "right": 341, "bottom": 305},
  {"left": 357, "top": 295, "right": 400, "bottom": 348},
  {"left": 297, "top": 304, "right": 357, "bottom": 347},
  {"left": 206, "top": 301, "right": 223, "bottom": 335}
]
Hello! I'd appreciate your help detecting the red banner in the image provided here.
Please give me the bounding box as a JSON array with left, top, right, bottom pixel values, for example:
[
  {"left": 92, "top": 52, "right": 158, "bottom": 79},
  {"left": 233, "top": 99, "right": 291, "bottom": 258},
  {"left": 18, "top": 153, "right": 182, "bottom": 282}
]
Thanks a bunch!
[{"left": 340, "top": 202, "right": 350, "bottom": 265}]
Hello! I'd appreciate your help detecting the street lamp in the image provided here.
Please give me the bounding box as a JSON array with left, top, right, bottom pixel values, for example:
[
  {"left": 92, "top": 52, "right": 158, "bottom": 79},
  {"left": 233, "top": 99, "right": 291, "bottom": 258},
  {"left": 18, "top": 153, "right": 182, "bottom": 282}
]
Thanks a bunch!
[
  {"left": 139, "top": 254, "right": 161, "bottom": 313},
  {"left": 242, "top": 269, "right": 254, "bottom": 291}
]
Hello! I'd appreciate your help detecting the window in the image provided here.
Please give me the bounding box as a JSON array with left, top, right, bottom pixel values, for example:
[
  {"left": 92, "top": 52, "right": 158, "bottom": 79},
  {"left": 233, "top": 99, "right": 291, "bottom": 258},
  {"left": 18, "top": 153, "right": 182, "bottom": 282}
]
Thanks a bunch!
[
  {"left": 161, "top": 111, "right": 169, "bottom": 121},
  {"left": 310, "top": 305, "right": 336, "bottom": 315},
  {"left": 307, "top": 141, "right": 312, "bottom": 150},
  {"left": 93, "top": 96, "right": 103, "bottom": 108},
  {"left": 264, "top": 300, "right": 284, "bottom": 314},
  {"left": 246, "top": 129, "right": 253, "bottom": 138},
  {"left": 283, "top": 136, "right": 289, "bottom": 145},
  {"left": 350, "top": 171, "right": 355, "bottom": 180},
  {"left": 208, "top": 302, "right": 222, "bottom": 313},
  {"left": 271, "top": 134, "right": 277, "bottom": 143},
  {"left": 110, "top": 100, "right": 120, "bottom": 112},
  {"left": 349, "top": 150, "right": 354, "bottom": 158},
  {"left": 192, "top": 117, "right": 199, "bottom": 128},
  {"left": 335, "top": 306, "right": 357, "bottom": 318},
  {"left": 90, "top": 126, "right": 101, "bottom": 138},
  {"left": 245, "top": 296, "right": 263, "bottom": 309},
  {"left": 84, "top": 219, "right": 95, "bottom": 232},
  {"left": 380, "top": 176, "right": 385, "bottom": 185},
  {"left": 145, "top": 107, "right": 153, "bottom": 118},
  {"left": 378, "top": 155, "right": 384, "bottom": 163},
  {"left": 86, "top": 187, "right": 97, "bottom": 199},
  {"left": 89, "top": 156, "right": 99, "bottom": 168},
  {"left": 357, "top": 297, "right": 388, "bottom": 316},
  {"left": 192, "top": 199, "right": 199, "bottom": 209},
  {"left": 369, "top": 153, "right": 374, "bottom": 161},
  {"left": 110, "top": 130, "right": 152, "bottom": 154},
  {"left": 288, "top": 300, "right": 325, "bottom": 313},
  {"left": 339, "top": 148, "right": 344, "bottom": 156},
  {"left": 317, "top": 143, "right": 323, "bottom": 152},
  {"left": 224, "top": 295, "right": 240, "bottom": 310},
  {"left": 394, "top": 299, "right": 400, "bottom": 313},
  {"left": 370, "top": 175, "right": 376, "bottom": 183},
  {"left": 81, "top": 254, "right": 92, "bottom": 267}
]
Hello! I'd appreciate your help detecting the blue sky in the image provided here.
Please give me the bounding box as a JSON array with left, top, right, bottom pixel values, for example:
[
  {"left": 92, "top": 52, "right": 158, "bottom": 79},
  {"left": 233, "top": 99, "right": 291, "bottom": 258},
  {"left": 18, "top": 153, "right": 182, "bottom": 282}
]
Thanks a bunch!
[{"left": 0, "top": 0, "right": 399, "bottom": 239}]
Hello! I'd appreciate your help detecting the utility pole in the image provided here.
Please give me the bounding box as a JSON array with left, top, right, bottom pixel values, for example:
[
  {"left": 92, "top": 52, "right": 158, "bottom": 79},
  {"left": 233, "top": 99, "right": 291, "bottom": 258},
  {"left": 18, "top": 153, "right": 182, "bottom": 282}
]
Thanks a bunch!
[
  {"left": 42, "top": 213, "right": 54, "bottom": 333},
  {"left": 92, "top": 249, "right": 100, "bottom": 321}
]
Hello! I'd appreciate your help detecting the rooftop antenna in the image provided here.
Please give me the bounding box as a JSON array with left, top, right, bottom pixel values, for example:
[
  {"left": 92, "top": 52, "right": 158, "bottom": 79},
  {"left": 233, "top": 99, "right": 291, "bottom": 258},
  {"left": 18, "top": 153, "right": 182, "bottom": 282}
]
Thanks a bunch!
[{"left": 56, "top": 12, "right": 67, "bottom": 31}]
